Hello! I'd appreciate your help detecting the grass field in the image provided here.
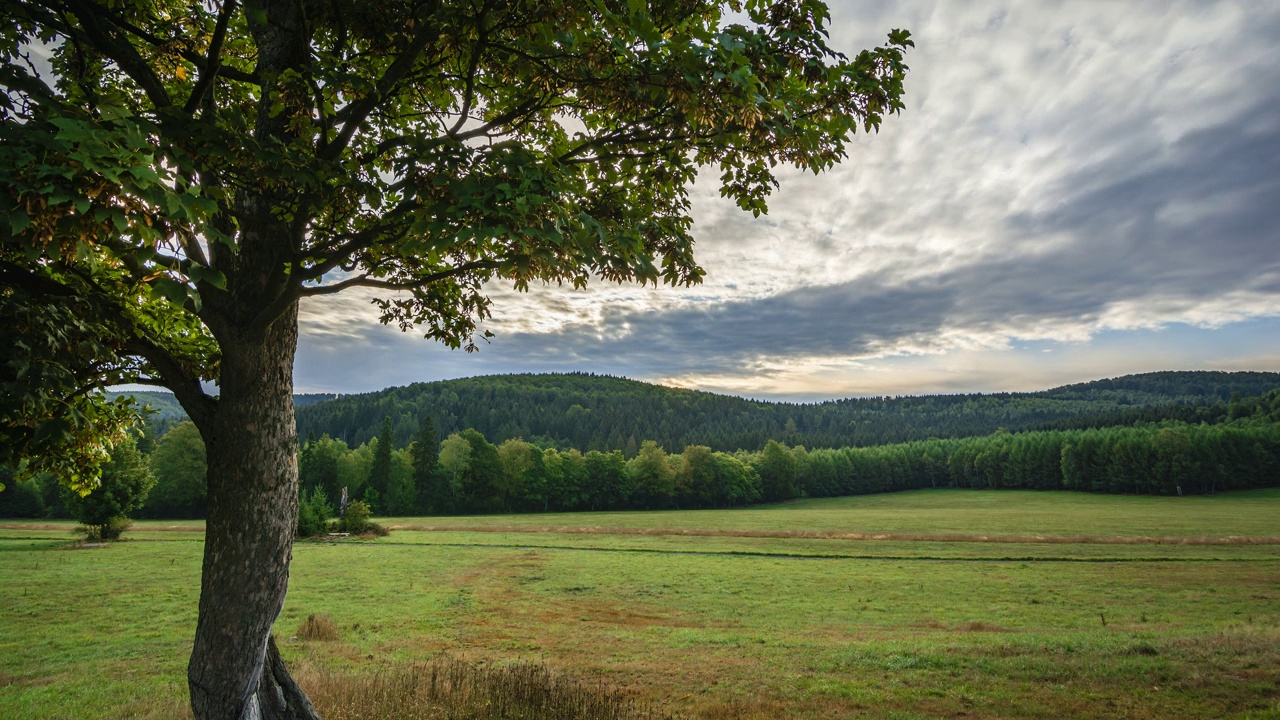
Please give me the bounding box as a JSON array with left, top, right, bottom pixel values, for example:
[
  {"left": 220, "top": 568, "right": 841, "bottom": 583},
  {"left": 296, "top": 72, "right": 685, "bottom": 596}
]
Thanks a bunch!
[{"left": 2, "top": 488, "right": 1279, "bottom": 719}]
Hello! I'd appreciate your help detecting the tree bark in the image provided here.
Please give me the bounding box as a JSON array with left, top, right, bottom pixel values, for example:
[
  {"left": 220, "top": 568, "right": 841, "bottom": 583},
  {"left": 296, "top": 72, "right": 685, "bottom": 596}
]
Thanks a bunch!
[{"left": 187, "top": 304, "right": 320, "bottom": 720}]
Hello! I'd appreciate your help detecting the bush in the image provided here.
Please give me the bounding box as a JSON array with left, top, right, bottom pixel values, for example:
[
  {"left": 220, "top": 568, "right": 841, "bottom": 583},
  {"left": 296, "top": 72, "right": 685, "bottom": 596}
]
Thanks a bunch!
[
  {"left": 297, "top": 487, "right": 334, "bottom": 538},
  {"left": 337, "top": 500, "right": 387, "bottom": 536},
  {"left": 76, "top": 516, "right": 132, "bottom": 541}
]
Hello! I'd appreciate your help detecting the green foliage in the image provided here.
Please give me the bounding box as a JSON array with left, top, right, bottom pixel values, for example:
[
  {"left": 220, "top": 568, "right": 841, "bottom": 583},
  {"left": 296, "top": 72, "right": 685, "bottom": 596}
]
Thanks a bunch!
[
  {"left": 300, "top": 434, "right": 349, "bottom": 501},
  {"left": 628, "top": 440, "right": 674, "bottom": 509},
  {"left": 297, "top": 487, "right": 334, "bottom": 539},
  {"left": 142, "top": 421, "right": 207, "bottom": 518},
  {"left": 0, "top": 465, "right": 46, "bottom": 518},
  {"left": 383, "top": 448, "right": 417, "bottom": 516},
  {"left": 756, "top": 439, "right": 800, "bottom": 501},
  {"left": 334, "top": 417, "right": 1280, "bottom": 518},
  {"left": 411, "top": 416, "right": 441, "bottom": 514},
  {"left": 336, "top": 500, "right": 386, "bottom": 537},
  {"left": 457, "top": 429, "right": 504, "bottom": 514},
  {"left": 367, "top": 417, "right": 394, "bottom": 501},
  {"left": 63, "top": 436, "right": 154, "bottom": 539},
  {"left": 359, "top": 486, "right": 380, "bottom": 515}
]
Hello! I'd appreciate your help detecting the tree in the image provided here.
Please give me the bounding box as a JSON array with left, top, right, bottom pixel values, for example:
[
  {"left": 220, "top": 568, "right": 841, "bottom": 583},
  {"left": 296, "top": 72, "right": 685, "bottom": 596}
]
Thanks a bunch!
[
  {"left": 383, "top": 447, "right": 417, "bottom": 515},
  {"left": 144, "top": 421, "right": 208, "bottom": 518},
  {"left": 367, "top": 416, "right": 395, "bottom": 510},
  {"left": 0, "top": 2, "right": 910, "bottom": 717},
  {"left": 298, "top": 434, "right": 346, "bottom": 501},
  {"left": 629, "top": 440, "right": 674, "bottom": 508},
  {"left": 63, "top": 436, "right": 155, "bottom": 539},
  {"left": 437, "top": 431, "right": 472, "bottom": 513},
  {"left": 457, "top": 427, "right": 503, "bottom": 513},
  {"left": 755, "top": 439, "right": 799, "bottom": 501},
  {"left": 497, "top": 437, "right": 536, "bottom": 511},
  {"left": 410, "top": 415, "right": 440, "bottom": 513}
]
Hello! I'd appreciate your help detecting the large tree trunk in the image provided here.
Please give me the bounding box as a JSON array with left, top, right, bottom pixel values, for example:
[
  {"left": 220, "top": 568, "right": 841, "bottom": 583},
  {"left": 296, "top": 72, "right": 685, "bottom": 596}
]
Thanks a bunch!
[{"left": 187, "top": 306, "right": 320, "bottom": 720}]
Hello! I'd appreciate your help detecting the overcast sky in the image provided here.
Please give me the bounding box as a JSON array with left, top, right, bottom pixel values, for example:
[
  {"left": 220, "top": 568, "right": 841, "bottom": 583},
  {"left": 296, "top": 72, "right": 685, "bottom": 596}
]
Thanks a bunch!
[{"left": 296, "top": 1, "right": 1280, "bottom": 401}]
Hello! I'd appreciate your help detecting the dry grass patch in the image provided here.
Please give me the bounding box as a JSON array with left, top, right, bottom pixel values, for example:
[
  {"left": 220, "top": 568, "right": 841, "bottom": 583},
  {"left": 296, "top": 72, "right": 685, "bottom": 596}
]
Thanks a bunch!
[
  {"left": 297, "top": 613, "right": 341, "bottom": 642},
  {"left": 295, "top": 656, "right": 672, "bottom": 720}
]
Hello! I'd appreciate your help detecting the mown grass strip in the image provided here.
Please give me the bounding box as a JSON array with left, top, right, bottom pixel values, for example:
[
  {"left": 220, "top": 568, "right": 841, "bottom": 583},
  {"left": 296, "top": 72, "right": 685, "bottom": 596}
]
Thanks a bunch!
[
  {"left": 389, "top": 523, "right": 1280, "bottom": 545},
  {"left": 333, "top": 539, "right": 1279, "bottom": 563}
]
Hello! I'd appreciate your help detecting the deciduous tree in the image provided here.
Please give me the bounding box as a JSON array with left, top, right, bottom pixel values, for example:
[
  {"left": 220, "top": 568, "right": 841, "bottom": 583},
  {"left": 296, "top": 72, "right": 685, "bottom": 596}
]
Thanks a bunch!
[
  {"left": 63, "top": 435, "right": 154, "bottom": 539},
  {"left": 144, "top": 421, "right": 208, "bottom": 518},
  {"left": 0, "top": 1, "right": 910, "bottom": 717}
]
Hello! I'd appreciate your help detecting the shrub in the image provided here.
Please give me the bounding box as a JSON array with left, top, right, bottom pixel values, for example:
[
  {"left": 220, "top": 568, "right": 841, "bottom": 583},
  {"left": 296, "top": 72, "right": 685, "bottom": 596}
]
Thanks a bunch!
[
  {"left": 75, "top": 516, "right": 132, "bottom": 541},
  {"left": 336, "top": 500, "right": 387, "bottom": 536},
  {"left": 297, "top": 487, "right": 334, "bottom": 538}
]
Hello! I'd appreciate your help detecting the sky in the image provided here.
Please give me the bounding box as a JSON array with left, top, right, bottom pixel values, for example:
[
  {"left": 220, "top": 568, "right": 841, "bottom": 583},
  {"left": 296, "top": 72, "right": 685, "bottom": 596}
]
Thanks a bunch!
[{"left": 295, "top": 1, "right": 1280, "bottom": 402}]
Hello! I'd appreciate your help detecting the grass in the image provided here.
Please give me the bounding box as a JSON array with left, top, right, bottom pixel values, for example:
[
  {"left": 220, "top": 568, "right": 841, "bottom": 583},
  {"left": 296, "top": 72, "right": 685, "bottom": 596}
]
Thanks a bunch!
[
  {"left": 2, "top": 488, "right": 1279, "bottom": 719},
  {"left": 380, "top": 487, "right": 1280, "bottom": 539}
]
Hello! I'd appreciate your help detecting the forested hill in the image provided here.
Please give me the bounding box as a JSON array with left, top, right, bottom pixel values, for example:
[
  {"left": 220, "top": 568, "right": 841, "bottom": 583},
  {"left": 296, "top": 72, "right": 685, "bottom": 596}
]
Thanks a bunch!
[{"left": 292, "top": 371, "right": 1280, "bottom": 453}]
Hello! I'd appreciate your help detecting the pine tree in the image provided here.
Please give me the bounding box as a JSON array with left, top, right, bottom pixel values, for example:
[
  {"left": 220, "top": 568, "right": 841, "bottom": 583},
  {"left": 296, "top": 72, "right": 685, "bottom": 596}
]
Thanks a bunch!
[{"left": 411, "top": 416, "right": 441, "bottom": 514}]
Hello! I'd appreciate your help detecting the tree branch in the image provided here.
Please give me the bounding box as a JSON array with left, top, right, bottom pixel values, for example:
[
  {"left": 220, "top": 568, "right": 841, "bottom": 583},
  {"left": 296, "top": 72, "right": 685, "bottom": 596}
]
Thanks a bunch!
[
  {"left": 298, "top": 259, "right": 501, "bottom": 297},
  {"left": 322, "top": 0, "right": 443, "bottom": 161},
  {"left": 123, "top": 337, "right": 217, "bottom": 429},
  {"left": 447, "top": 4, "right": 489, "bottom": 137},
  {"left": 61, "top": 0, "right": 173, "bottom": 109},
  {"left": 182, "top": 0, "right": 238, "bottom": 115},
  {"left": 73, "top": 0, "right": 258, "bottom": 84}
]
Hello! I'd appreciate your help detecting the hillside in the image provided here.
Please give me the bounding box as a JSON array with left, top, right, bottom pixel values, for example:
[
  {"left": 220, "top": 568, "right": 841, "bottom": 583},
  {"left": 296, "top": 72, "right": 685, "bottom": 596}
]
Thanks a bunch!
[{"left": 291, "top": 370, "right": 1280, "bottom": 452}]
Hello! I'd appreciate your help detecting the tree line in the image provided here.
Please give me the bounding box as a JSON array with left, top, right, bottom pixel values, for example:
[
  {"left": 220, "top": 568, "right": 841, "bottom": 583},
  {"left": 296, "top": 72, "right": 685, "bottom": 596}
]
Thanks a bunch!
[
  {"left": 11, "top": 402, "right": 1277, "bottom": 522},
  {"left": 295, "top": 417, "right": 1280, "bottom": 514},
  {"left": 293, "top": 371, "right": 1280, "bottom": 454}
]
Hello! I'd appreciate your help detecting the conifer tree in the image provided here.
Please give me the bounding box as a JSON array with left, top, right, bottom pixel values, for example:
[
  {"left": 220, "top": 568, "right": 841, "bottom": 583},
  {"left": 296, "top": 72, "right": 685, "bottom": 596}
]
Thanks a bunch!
[{"left": 411, "top": 416, "right": 440, "bottom": 514}]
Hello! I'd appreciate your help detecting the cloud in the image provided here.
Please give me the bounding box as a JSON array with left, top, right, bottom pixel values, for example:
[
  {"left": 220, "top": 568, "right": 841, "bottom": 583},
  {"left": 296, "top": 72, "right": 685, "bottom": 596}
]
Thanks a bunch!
[{"left": 295, "top": 1, "right": 1280, "bottom": 398}]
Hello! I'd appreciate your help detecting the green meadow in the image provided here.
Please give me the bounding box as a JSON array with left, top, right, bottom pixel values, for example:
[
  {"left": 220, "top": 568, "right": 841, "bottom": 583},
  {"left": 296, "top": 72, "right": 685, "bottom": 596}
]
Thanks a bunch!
[{"left": 2, "top": 489, "right": 1279, "bottom": 719}]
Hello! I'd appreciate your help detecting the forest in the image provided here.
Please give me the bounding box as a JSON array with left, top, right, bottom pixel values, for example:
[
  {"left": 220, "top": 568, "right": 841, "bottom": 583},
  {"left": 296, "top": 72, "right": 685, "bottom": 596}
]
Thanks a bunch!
[
  {"left": 6, "top": 374, "right": 1280, "bottom": 521},
  {"left": 290, "top": 370, "right": 1280, "bottom": 452}
]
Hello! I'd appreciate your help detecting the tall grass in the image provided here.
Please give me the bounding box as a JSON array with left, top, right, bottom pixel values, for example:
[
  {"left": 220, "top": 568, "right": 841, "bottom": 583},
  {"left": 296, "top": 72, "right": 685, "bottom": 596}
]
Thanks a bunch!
[
  {"left": 297, "top": 657, "right": 672, "bottom": 720},
  {"left": 296, "top": 613, "right": 340, "bottom": 641}
]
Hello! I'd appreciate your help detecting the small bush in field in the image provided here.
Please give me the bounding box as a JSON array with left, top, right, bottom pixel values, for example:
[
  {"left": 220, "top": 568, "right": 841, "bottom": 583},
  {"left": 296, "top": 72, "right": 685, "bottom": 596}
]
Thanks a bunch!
[
  {"left": 297, "top": 614, "right": 340, "bottom": 642},
  {"left": 75, "top": 516, "right": 132, "bottom": 541},
  {"left": 337, "top": 500, "right": 387, "bottom": 536}
]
